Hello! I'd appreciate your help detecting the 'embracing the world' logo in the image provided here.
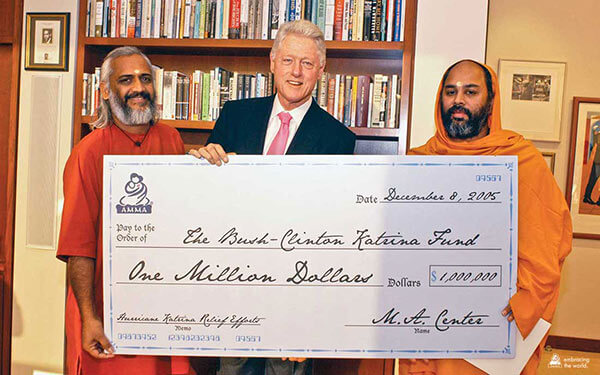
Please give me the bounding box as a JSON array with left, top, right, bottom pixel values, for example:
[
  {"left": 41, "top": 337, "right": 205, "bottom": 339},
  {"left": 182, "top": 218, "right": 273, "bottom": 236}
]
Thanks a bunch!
[{"left": 116, "top": 173, "right": 152, "bottom": 214}]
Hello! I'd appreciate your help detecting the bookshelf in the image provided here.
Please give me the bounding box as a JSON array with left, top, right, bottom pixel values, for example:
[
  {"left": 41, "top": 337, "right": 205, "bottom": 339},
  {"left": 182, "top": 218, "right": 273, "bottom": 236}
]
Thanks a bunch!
[{"left": 73, "top": 0, "right": 417, "bottom": 156}]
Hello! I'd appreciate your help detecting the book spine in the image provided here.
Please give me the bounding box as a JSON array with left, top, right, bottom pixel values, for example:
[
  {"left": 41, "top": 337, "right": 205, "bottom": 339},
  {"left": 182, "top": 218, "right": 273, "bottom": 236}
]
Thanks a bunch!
[
  {"left": 270, "top": 0, "right": 279, "bottom": 39},
  {"left": 189, "top": 0, "right": 196, "bottom": 37},
  {"left": 385, "top": 0, "right": 393, "bottom": 41},
  {"left": 102, "top": 0, "right": 110, "bottom": 37},
  {"left": 343, "top": 75, "right": 352, "bottom": 126},
  {"left": 248, "top": 0, "right": 256, "bottom": 39},
  {"left": 223, "top": 0, "right": 230, "bottom": 38},
  {"left": 363, "top": 0, "right": 371, "bottom": 41},
  {"left": 341, "top": 0, "right": 349, "bottom": 41},
  {"left": 355, "top": 75, "right": 370, "bottom": 127},
  {"left": 371, "top": 74, "right": 382, "bottom": 127},
  {"left": 337, "top": 74, "right": 345, "bottom": 122},
  {"left": 143, "top": 0, "right": 152, "bottom": 37},
  {"left": 333, "top": 73, "right": 340, "bottom": 119},
  {"left": 326, "top": 77, "right": 335, "bottom": 116},
  {"left": 110, "top": 0, "right": 118, "bottom": 36},
  {"left": 379, "top": 75, "right": 388, "bottom": 126},
  {"left": 183, "top": 0, "right": 192, "bottom": 37},
  {"left": 134, "top": 0, "right": 142, "bottom": 37},
  {"left": 324, "top": 0, "right": 334, "bottom": 40},
  {"left": 333, "top": 0, "right": 343, "bottom": 40},
  {"left": 350, "top": 76, "right": 357, "bottom": 126},
  {"left": 261, "top": 0, "right": 270, "bottom": 40},
  {"left": 393, "top": 0, "right": 401, "bottom": 41},
  {"left": 317, "top": 0, "right": 326, "bottom": 34},
  {"left": 82, "top": 74, "right": 90, "bottom": 116},
  {"left": 229, "top": 0, "right": 241, "bottom": 38},
  {"left": 202, "top": 72, "right": 210, "bottom": 120},
  {"left": 373, "top": 0, "right": 382, "bottom": 41},
  {"left": 154, "top": 67, "right": 164, "bottom": 114},
  {"left": 95, "top": 0, "right": 104, "bottom": 36}
]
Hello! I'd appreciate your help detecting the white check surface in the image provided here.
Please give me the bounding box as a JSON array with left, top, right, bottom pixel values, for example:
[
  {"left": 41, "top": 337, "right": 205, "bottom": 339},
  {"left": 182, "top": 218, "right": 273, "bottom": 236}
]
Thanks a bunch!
[{"left": 103, "top": 155, "right": 518, "bottom": 358}]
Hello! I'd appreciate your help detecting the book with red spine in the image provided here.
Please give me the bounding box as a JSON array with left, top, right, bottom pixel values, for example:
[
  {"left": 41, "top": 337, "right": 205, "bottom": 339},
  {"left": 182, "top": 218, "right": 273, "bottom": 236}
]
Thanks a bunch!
[{"left": 333, "top": 0, "right": 344, "bottom": 40}]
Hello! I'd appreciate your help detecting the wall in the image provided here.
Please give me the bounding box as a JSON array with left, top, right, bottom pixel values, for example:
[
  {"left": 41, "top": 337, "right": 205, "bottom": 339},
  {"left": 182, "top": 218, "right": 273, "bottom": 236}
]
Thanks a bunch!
[
  {"left": 486, "top": 0, "right": 600, "bottom": 340},
  {"left": 409, "top": 0, "right": 489, "bottom": 148},
  {"left": 11, "top": 0, "right": 78, "bottom": 373}
]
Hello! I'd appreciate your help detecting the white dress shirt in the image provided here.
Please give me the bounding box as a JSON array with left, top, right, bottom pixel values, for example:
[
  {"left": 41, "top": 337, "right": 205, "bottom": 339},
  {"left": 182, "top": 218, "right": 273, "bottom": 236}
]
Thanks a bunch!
[{"left": 262, "top": 95, "right": 313, "bottom": 155}]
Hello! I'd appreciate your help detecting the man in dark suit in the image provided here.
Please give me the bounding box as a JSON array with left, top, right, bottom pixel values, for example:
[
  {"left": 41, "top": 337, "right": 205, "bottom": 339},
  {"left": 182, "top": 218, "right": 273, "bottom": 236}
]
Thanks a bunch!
[
  {"left": 189, "top": 19, "right": 355, "bottom": 375},
  {"left": 191, "top": 20, "right": 355, "bottom": 164}
]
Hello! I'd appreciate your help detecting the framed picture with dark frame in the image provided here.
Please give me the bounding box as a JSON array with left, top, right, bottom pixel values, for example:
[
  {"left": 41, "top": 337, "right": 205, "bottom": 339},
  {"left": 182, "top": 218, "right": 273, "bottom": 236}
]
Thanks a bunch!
[
  {"left": 566, "top": 97, "right": 600, "bottom": 239},
  {"left": 25, "top": 12, "right": 70, "bottom": 71}
]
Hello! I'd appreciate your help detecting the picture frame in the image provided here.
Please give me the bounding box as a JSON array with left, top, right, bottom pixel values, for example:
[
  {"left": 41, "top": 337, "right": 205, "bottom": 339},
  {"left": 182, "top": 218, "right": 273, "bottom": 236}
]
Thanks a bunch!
[
  {"left": 25, "top": 13, "right": 70, "bottom": 71},
  {"left": 498, "top": 60, "right": 566, "bottom": 142},
  {"left": 542, "top": 152, "right": 556, "bottom": 174},
  {"left": 565, "top": 97, "right": 600, "bottom": 239}
]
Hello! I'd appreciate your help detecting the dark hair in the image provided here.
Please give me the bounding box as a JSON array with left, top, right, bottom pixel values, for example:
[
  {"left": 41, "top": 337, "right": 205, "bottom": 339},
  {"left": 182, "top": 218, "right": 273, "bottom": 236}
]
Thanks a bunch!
[{"left": 440, "top": 60, "right": 494, "bottom": 102}]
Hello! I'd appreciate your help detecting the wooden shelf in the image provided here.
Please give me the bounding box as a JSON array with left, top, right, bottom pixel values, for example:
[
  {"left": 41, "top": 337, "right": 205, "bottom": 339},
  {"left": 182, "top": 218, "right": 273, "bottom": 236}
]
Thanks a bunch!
[
  {"left": 0, "top": 35, "right": 12, "bottom": 44},
  {"left": 83, "top": 37, "right": 403, "bottom": 59},
  {"left": 81, "top": 116, "right": 215, "bottom": 131},
  {"left": 81, "top": 116, "right": 397, "bottom": 137},
  {"left": 351, "top": 127, "right": 400, "bottom": 138}
]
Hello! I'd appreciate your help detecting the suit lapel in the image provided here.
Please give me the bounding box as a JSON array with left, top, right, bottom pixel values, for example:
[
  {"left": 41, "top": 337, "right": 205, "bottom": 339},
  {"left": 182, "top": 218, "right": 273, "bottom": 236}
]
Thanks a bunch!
[
  {"left": 287, "top": 99, "right": 321, "bottom": 154},
  {"left": 246, "top": 95, "right": 275, "bottom": 154}
]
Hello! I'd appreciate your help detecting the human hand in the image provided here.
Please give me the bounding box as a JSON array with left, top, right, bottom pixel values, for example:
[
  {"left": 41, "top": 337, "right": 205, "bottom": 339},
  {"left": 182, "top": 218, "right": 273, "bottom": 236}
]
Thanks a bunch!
[
  {"left": 281, "top": 357, "right": 307, "bottom": 362},
  {"left": 501, "top": 304, "right": 514, "bottom": 322},
  {"left": 82, "top": 316, "right": 115, "bottom": 359},
  {"left": 188, "top": 143, "right": 234, "bottom": 166}
]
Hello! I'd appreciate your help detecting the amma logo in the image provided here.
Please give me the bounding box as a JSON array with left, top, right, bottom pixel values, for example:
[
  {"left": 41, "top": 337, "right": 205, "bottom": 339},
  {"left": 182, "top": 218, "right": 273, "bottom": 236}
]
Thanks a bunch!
[
  {"left": 116, "top": 173, "right": 152, "bottom": 214},
  {"left": 548, "top": 353, "right": 562, "bottom": 368}
]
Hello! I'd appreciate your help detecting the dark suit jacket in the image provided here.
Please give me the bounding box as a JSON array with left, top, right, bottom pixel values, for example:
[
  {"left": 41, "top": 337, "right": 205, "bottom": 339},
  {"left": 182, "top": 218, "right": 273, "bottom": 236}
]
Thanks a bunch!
[{"left": 207, "top": 95, "right": 356, "bottom": 154}]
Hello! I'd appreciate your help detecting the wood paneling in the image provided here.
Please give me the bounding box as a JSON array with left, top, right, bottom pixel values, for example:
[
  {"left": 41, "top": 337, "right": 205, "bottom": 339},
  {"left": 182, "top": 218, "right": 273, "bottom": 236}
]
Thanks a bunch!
[{"left": 0, "top": 0, "right": 23, "bottom": 373}]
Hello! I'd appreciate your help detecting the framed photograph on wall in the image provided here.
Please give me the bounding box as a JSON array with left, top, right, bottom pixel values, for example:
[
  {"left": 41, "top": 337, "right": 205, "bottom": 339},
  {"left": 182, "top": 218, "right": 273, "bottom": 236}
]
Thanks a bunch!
[
  {"left": 25, "top": 13, "right": 69, "bottom": 71},
  {"left": 566, "top": 97, "right": 600, "bottom": 239},
  {"left": 542, "top": 152, "right": 556, "bottom": 174},
  {"left": 498, "top": 60, "right": 566, "bottom": 142}
]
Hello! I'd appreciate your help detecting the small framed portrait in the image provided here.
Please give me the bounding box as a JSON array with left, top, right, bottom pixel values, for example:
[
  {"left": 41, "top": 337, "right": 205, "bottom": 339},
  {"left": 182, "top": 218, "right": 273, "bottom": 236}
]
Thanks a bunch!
[
  {"left": 498, "top": 60, "right": 566, "bottom": 142},
  {"left": 25, "top": 13, "right": 70, "bottom": 71},
  {"left": 566, "top": 97, "right": 600, "bottom": 239}
]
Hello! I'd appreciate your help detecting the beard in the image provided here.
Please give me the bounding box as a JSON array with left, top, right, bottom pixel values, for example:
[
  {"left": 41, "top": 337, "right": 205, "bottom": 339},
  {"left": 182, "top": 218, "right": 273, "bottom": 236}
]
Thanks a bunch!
[
  {"left": 109, "top": 89, "right": 156, "bottom": 126},
  {"left": 442, "top": 102, "right": 491, "bottom": 140}
]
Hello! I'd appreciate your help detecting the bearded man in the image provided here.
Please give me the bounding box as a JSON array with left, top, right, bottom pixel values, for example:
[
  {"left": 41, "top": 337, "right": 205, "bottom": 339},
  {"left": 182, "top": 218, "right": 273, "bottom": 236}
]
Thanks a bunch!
[
  {"left": 56, "top": 46, "right": 190, "bottom": 375},
  {"left": 400, "top": 60, "right": 573, "bottom": 375}
]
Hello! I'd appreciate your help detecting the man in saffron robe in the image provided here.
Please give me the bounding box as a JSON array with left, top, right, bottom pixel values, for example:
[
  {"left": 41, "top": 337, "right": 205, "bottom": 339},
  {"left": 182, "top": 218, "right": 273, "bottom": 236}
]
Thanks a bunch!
[
  {"left": 56, "top": 47, "right": 191, "bottom": 375},
  {"left": 400, "top": 60, "right": 573, "bottom": 375}
]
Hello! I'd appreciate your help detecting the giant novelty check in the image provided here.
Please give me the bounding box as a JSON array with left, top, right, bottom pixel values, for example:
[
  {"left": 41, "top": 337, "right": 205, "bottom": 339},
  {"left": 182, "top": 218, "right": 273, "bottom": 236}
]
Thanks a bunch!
[{"left": 103, "top": 155, "right": 518, "bottom": 359}]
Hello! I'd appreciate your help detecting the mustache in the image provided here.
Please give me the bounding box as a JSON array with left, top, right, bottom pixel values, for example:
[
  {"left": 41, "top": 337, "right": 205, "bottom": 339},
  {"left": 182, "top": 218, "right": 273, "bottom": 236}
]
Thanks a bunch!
[
  {"left": 125, "top": 91, "right": 152, "bottom": 102},
  {"left": 447, "top": 105, "right": 473, "bottom": 118}
]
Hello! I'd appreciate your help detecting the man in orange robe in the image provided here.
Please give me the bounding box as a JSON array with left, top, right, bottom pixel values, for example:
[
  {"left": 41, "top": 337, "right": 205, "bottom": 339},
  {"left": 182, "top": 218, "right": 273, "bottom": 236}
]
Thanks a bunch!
[
  {"left": 57, "top": 47, "right": 190, "bottom": 375},
  {"left": 400, "top": 60, "right": 573, "bottom": 375}
]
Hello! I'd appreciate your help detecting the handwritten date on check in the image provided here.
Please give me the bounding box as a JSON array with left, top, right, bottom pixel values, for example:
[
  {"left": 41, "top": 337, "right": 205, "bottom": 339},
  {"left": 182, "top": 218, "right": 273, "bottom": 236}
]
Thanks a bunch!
[{"left": 103, "top": 155, "right": 518, "bottom": 359}]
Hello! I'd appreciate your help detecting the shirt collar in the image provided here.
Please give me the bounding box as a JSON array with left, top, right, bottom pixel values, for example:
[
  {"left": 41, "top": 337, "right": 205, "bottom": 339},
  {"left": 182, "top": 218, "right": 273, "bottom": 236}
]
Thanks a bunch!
[{"left": 270, "top": 94, "right": 313, "bottom": 125}]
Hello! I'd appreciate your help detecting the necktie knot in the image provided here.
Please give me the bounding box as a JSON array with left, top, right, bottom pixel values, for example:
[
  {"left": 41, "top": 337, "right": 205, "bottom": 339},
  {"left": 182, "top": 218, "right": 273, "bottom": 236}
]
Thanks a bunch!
[{"left": 278, "top": 111, "right": 292, "bottom": 126}]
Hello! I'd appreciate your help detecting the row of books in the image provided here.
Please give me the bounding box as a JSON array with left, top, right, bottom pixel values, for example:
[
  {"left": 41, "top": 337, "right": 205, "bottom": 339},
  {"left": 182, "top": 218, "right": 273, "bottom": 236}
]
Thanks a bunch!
[
  {"left": 314, "top": 72, "right": 401, "bottom": 128},
  {"left": 86, "top": 0, "right": 405, "bottom": 41},
  {"left": 82, "top": 67, "right": 400, "bottom": 128}
]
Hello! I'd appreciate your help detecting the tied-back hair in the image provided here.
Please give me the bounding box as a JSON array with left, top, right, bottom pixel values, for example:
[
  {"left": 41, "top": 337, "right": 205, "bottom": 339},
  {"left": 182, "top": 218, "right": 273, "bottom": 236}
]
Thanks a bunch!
[
  {"left": 271, "top": 20, "right": 326, "bottom": 67},
  {"left": 91, "top": 46, "right": 156, "bottom": 129}
]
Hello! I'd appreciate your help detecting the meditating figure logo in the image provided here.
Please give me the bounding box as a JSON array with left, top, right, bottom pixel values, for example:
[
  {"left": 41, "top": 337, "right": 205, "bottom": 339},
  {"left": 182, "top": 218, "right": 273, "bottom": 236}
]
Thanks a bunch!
[{"left": 116, "top": 173, "right": 153, "bottom": 214}]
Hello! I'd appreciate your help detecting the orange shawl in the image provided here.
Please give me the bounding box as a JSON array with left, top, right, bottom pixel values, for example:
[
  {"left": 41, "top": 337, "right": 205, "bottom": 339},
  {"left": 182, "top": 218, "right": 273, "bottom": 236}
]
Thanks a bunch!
[{"left": 404, "top": 61, "right": 573, "bottom": 375}]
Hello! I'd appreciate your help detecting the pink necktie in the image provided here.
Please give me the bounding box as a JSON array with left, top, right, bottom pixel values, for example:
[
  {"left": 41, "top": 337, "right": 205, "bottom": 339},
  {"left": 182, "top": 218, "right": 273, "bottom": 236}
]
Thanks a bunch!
[{"left": 267, "top": 111, "right": 292, "bottom": 155}]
